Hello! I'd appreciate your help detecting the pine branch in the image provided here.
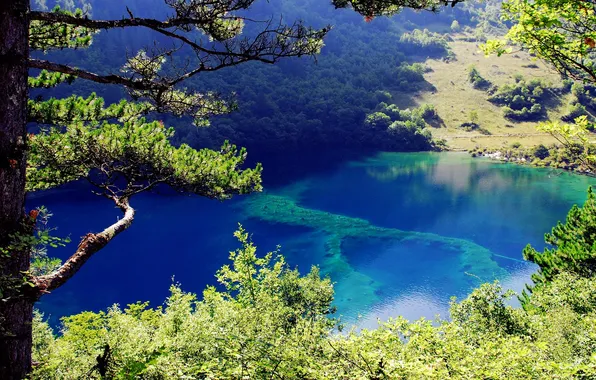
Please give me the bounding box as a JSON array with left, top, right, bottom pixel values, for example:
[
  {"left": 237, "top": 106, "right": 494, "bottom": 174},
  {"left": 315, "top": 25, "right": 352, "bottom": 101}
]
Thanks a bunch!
[
  {"left": 29, "top": 10, "right": 211, "bottom": 30},
  {"left": 32, "top": 197, "right": 134, "bottom": 295},
  {"left": 28, "top": 58, "right": 160, "bottom": 91}
]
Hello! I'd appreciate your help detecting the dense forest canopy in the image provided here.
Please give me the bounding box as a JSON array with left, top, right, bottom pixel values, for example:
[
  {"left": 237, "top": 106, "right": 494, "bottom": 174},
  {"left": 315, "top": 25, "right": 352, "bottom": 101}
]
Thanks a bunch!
[
  {"left": 34, "top": 0, "right": 494, "bottom": 154},
  {"left": 2, "top": 0, "right": 596, "bottom": 378}
]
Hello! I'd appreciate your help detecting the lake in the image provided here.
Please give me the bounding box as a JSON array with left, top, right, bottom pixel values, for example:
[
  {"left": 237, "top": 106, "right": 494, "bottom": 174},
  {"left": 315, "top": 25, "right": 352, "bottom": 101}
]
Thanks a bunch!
[{"left": 32, "top": 152, "right": 596, "bottom": 327}]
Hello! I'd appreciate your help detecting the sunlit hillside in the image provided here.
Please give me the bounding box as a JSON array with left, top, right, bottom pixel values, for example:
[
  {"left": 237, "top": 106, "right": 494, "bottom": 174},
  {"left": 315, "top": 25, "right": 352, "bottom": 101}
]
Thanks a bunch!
[{"left": 414, "top": 38, "right": 566, "bottom": 150}]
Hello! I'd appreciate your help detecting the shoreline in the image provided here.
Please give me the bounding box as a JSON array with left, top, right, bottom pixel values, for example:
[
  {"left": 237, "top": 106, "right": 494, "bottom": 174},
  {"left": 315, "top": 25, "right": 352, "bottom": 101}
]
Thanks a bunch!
[{"left": 465, "top": 147, "right": 596, "bottom": 177}]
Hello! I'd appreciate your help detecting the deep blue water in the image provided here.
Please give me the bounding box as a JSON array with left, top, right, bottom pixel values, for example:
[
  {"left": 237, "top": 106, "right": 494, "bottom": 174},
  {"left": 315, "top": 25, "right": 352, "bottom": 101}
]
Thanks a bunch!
[{"left": 31, "top": 152, "right": 596, "bottom": 327}]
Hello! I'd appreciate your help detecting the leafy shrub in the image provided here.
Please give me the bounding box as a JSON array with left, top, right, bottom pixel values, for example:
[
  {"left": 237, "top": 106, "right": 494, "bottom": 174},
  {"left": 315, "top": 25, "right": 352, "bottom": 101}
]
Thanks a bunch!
[
  {"left": 561, "top": 79, "right": 574, "bottom": 94},
  {"left": 571, "top": 83, "right": 596, "bottom": 109},
  {"left": 488, "top": 78, "right": 550, "bottom": 121},
  {"left": 468, "top": 66, "right": 492, "bottom": 90},
  {"left": 562, "top": 101, "right": 589, "bottom": 122},
  {"left": 393, "top": 63, "right": 427, "bottom": 90},
  {"left": 561, "top": 84, "right": 596, "bottom": 126},
  {"left": 399, "top": 29, "right": 450, "bottom": 57},
  {"left": 365, "top": 103, "right": 437, "bottom": 150},
  {"left": 364, "top": 112, "right": 392, "bottom": 129},
  {"left": 458, "top": 122, "right": 490, "bottom": 134},
  {"left": 32, "top": 228, "right": 336, "bottom": 379},
  {"left": 415, "top": 103, "right": 439, "bottom": 121},
  {"left": 32, "top": 255, "right": 596, "bottom": 379},
  {"left": 533, "top": 144, "right": 550, "bottom": 159}
]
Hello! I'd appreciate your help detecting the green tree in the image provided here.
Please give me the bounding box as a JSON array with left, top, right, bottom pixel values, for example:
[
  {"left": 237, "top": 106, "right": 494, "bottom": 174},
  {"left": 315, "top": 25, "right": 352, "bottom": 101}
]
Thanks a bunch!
[
  {"left": 364, "top": 111, "right": 392, "bottom": 129},
  {"left": 31, "top": 227, "right": 336, "bottom": 379},
  {"left": 482, "top": 0, "right": 596, "bottom": 84},
  {"left": 533, "top": 144, "right": 551, "bottom": 159},
  {"left": 0, "top": 1, "right": 328, "bottom": 378},
  {"left": 0, "top": 0, "right": 476, "bottom": 377},
  {"left": 30, "top": 253, "right": 596, "bottom": 378},
  {"left": 476, "top": 0, "right": 596, "bottom": 171},
  {"left": 523, "top": 188, "right": 596, "bottom": 298},
  {"left": 451, "top": 19, "right": 461, "bottom": 32}
]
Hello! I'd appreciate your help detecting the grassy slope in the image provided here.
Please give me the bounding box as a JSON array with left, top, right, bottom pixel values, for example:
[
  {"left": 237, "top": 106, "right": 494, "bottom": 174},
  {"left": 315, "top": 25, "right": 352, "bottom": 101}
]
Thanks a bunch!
[{"left": 407, "top": 36, "right": 570, "bottom": 151}]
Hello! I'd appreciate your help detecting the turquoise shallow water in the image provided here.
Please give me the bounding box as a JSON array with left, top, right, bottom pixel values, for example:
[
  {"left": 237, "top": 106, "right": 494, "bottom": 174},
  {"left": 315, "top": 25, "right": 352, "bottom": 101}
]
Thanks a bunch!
[{"left": 32, "top": 152, "right": 596, "bottom": 326}]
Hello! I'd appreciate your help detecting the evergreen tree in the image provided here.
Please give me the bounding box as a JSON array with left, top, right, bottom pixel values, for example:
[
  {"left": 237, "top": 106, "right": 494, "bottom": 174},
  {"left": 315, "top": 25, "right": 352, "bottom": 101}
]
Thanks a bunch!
[
  {"left": 523, "top": 188, "right": 596, "bottom": 302},
  {"left": 0, "top": 1, "right": 328, "bottom": 378},
  {"left": 0, "top": 0, "right": 466, "bottom": 377}
]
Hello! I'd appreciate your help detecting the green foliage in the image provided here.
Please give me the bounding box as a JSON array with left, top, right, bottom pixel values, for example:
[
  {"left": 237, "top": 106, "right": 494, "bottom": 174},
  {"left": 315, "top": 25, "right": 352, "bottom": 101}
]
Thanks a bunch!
[
  {"left": 364, "top": 112, "right": 391, "bottom": 129},
  {"left": 417, "top": 103, "right": 439, "bottom": 122},
  {"left": 0, "top": 207, "right": 67, "bottom": 301},
  {"left": 560, "top": 83, "right": 596, "bottom": 125},
  {"left": 400, "top": 29, "right": 451, "bottom": 57},
  {"left": 469, "top": 141, "right": 596, "bottom": 172},
  {"left": 28, "top": 93, "right": 152, "bottom": 125},
  {"left": 28, "top": 70, "right": 76, "bottom": 89},
  {"left": 0, "top": 207, "right": 69, "bottom": 262},
  {"left": 31, "top": 233, "right": 596, "bottom": 379},
  {"left": 562, "top": 101, "right": 591, "bottom": 123},
  {"left": 364, "top": 103, "right": 437, "bottom": 150},
  {"left": 469, "top": 109, "right": 479, "bottom": 124},
  {"left": 30, "top": 6, "right": 95, "bottom": 51},
  {"left": 537, "top": 116, "right": 596, "bottom": 171},
  {"left": 27, "top": 207, "right": 68, "bottom": 277},
  {"left": 488, "top": 78, "right": 550, "bottom": 121},
  {"left": 27, "top": 119, "right": 262, "bottom": 200},
  {"left": 483, "top": 0, "right": 596, "bottom": 83},
  {"left": 393, "top": 62, "right": 428, "bottom": 90},
  {"left": 32, "top": 227, "right": 335, "bottom": 379},
  {"left": 570, "top": 83, "right": 596, "bottom": 113},
  {"left": 458, "top": 110, "right": 490, "bottom": 135},
  {"left": 533, "top": 144, "right": 550, "bottom": 159},
  {"left": 467, "top": 65, "right": 491, "bottom": 90},
  {"left": 523, "top": 188, "right": 596, "bottom": 290}
]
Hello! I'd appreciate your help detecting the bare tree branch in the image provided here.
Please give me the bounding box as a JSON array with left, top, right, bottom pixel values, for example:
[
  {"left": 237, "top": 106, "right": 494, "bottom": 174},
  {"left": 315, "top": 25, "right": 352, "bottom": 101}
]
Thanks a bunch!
[{"left": 32, "top": 197, "right": 134, "bottom": 295}]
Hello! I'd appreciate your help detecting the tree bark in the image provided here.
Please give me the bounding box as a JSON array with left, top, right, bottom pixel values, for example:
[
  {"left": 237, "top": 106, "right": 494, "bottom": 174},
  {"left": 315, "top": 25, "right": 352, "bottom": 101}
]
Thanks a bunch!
[
  {"left": 0, "top": 0, "right": 31, "bottom": 379},
  {"left": 34, "top": 198, "right": 135, "bottom": 295}
]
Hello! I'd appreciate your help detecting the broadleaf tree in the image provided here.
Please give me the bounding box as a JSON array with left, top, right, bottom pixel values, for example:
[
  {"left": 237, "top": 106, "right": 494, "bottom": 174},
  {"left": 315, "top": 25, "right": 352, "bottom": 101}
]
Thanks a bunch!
[{"left": 482, "top": 0, "right": 596, "bottom": 84}]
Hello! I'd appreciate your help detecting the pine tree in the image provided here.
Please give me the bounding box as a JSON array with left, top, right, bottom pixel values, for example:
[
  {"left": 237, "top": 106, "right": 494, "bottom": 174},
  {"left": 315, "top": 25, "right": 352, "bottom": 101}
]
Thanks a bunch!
[
  {"left": 0, "top": 2, "right": 328, "bottom": 378},
  {"left": 0, "top": 0, "right": 468, "bottom": 377},
  {"left": 522, "top": 188, "right": 596, "bottom": 306}
]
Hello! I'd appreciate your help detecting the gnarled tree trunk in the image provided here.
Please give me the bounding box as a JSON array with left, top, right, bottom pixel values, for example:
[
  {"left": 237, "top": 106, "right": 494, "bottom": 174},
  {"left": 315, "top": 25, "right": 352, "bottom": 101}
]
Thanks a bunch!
[{"left": 0, "top": 0, "right": 31, "bottom": 379}]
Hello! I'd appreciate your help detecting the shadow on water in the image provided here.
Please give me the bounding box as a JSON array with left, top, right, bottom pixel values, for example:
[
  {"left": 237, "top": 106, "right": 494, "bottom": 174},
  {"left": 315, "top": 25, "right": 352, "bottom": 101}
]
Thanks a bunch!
[{"left": 246, "top": 148, "right": 379, "bottom": 188}]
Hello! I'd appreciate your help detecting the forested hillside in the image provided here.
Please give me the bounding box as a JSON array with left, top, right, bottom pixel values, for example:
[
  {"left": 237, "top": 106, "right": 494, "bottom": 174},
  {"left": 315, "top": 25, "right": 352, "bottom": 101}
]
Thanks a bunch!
[
  {"left": 3, "top": 0, "right": 596, "bottom": 378},
  {"left": 35, "top": 0, "right": 578, "bottom": 157},
  {"left": 34, "top": 0, "right": 491, "bottom": 154}
]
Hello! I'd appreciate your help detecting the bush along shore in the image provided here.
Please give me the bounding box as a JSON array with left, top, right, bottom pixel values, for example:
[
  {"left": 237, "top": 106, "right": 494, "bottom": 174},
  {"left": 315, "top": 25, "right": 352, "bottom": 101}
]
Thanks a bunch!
[{"left": 469, "top": 143, "right": 596, "bottom": 175}]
